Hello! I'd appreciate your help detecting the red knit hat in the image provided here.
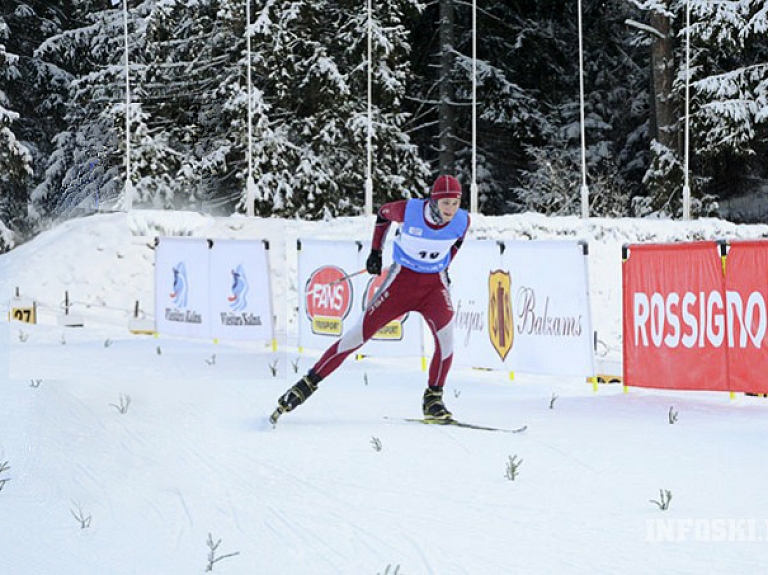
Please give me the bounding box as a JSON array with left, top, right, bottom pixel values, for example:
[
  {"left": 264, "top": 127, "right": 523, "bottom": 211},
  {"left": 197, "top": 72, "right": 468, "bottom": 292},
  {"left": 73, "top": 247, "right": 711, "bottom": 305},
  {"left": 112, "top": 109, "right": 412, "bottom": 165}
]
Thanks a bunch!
[{"left": 430, "top": 175, "right": 462, "bottom": 200}]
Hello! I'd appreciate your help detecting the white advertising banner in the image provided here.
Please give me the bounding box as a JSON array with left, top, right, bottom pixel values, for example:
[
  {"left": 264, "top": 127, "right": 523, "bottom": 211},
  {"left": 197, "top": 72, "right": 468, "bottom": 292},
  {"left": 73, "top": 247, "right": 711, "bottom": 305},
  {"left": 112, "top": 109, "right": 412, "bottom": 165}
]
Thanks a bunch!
[
  {"left": 155, "top": 237, "right": 211, "bottom": 339},
  {"left": 449, "top": 240, "right": 506, "bottom": 369},
  {"left": 297, "top": 239, "right": 424, "bottom": 358},
  {"left": 298, "top": 239, "right": 362, "bottom": 352},
  {"left": 451, "top": 240, "right": 595, "bottom": 377},
  {"left": 209, "top": 239, "right": 274, "bottom": 341}
]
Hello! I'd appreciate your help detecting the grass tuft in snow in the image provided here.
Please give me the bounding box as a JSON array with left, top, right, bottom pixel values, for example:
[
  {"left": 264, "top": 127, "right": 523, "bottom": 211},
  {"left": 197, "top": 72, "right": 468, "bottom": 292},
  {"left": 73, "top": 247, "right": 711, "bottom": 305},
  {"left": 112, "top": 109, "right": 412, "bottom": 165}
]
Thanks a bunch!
[
  {"left": 549, "top": 393, "right": 558, "bottom": 409},
  {"left": 371, "top": 437, "right": 383, "bottom": 452},
  {"left": 668, "top": 406, "right": 679, "bottom": 424},
  {"left": 29, "top": 379, "right": 42, "bottom": 388},
  {"left": 505, "top": 455, "right": 523, "bottom": 481},
  {"left": 291, "top": 357, "right": 300, "bottom": 373},
  {"left": 70, "top": 501, "right": 92, "bottom": 529},
  {"left": 269, "top": 358, "right": 279, "bottom": 376},
  {"left": 378, "top": 565, "right": 403, "bottom": 575},
  {"left": 110, "top": 394, "right": 131, "bottom": 414},
  {"left": 650, "top": 489, "right": 673, "bottom": 510},
  {"left": 0, "top": 461, "right": 10, "bottom": 492},
  {"left": 205, "top": 533, "right": 240, "bottom": 572}
]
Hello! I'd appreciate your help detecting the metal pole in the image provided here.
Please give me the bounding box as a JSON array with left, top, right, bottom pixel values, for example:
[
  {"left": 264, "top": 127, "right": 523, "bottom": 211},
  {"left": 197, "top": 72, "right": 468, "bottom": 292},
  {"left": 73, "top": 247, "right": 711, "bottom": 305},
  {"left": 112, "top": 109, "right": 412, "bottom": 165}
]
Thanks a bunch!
[
  {"left": 470, "top": 0, "right": 478, "bottom": 213},
  {"left": 365, "top": 0, "right": 373, "bottom": 216},
  {"left": 122, "top": 0, "right": 132, "bottom": 211},
  {"left": 682, "top": 0, "right": 691, "bottom": 220},
  {"left": 246, "top": 0, "right": 255, "bottom": 216},
  {"left": 577, "top": 0, "right": 589, "bottom": 219}
]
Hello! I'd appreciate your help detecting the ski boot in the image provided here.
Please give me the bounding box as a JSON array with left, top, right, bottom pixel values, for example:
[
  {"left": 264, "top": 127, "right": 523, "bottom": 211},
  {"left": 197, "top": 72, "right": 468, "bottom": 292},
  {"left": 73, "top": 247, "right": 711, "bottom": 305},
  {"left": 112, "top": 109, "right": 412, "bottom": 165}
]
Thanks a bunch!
[
  {"left": 422, "top": 386, "right": 452, "bottom": 420},
  {"left": 269, "top": 370, "right": 322, "bottom": 425}
]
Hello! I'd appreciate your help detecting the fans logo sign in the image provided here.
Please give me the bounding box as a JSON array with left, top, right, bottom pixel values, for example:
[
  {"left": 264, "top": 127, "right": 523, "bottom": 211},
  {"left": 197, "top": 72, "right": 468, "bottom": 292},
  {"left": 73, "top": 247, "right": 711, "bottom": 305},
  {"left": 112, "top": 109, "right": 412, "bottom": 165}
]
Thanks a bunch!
[
  {"left": 488, "top": 270, "right": 514, "bottom": 361},
  {"left": 305, "top": 266, "right": 353, "bottom": 336}
]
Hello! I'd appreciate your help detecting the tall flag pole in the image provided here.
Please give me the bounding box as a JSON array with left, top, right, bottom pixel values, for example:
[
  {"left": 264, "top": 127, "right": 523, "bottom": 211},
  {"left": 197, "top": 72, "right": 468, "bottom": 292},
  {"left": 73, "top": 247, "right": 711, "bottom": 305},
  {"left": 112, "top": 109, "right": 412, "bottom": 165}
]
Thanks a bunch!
[
  {"left": 683, "top": 0, "right": 691, "bottom": 220},
  {"left": 470, "top": 0, "right": 478, "bottom": 213},
  {"left": 577, "top": 0, "right": 589, "bottom": 219},
  {"left": 365, "top": 0, "right": 373, "bottom": 216},
  {"left": 120, "top": 0, "right": 133, "bottom": 211},
  {"left": 245, "top": 0, "right": 255, "bottom": 216}
]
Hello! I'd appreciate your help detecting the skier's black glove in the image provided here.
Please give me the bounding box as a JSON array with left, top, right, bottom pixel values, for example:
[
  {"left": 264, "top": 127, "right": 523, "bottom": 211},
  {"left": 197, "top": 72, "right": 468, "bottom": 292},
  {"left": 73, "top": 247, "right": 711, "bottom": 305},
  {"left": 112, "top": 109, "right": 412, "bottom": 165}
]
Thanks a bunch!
[{"left": 366, "top": 249, "right": 382, "bottom": 275}]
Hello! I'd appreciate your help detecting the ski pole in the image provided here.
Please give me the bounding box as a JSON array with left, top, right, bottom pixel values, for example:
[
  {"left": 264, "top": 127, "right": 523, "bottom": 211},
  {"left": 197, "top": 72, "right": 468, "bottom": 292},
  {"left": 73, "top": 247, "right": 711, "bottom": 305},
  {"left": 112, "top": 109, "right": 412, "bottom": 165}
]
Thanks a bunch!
[
  {"left": 325, "top": 268, "right": 367, "bottom": 286},
  {"left": 306, "top": 268, "right": 367, "bottom": 294}
]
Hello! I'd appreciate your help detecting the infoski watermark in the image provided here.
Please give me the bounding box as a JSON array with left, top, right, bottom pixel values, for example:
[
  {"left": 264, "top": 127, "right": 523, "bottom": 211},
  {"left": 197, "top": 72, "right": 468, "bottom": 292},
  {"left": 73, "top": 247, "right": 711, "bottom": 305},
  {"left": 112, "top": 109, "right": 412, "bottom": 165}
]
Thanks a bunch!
[{"left": 646, "top": 518, "right": 768, "bottom": 542}]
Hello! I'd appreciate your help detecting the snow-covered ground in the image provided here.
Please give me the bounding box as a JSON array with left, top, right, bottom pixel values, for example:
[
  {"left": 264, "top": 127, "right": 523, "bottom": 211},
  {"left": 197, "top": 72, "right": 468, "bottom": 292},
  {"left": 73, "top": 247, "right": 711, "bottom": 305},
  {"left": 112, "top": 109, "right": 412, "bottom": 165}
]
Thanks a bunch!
[{"left": 3, "top": 211, "right": 768, "bottom": 574}]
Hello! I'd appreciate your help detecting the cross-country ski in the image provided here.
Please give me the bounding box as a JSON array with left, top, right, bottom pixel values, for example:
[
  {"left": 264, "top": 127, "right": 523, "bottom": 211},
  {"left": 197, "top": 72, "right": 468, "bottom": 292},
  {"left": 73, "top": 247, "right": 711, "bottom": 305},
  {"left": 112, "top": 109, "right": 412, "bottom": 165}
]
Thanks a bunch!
[{"left": 384, "top": 416, "right": 528, "bottom": 434}]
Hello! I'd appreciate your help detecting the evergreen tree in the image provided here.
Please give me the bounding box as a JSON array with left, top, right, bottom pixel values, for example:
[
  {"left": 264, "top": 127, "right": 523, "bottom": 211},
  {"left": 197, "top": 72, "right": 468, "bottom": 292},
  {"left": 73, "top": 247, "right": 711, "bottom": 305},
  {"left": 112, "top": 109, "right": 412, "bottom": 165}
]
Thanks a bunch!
[
  {"left": 246, "top": 0, "right": 429, "bottom": 218},
  {"left": 0, "top": 13, "right": 33, "bottom": 249},
  {"left": 31, "top": 0, "right": 146, "bottom": 217},
  {"left": 626, "top": 0, "right": 767, "bottom": 217},
  {"left": 513, "top": 0, "right": 649, "bottom": 216},
  {"left": 408, "top": 0, "right": 648, "bottom": 216},
  {"left": 5, "top": 0, "right": 768, "bottom": 235},
  {"left": 139, "top": 0, "right": 228, "bottom": 210},
  {"left": 407, "top": 1, "right": 550, "bottom": 214},
  {"left": 688, "top": 0, "right": 768, "bottom": 212}
]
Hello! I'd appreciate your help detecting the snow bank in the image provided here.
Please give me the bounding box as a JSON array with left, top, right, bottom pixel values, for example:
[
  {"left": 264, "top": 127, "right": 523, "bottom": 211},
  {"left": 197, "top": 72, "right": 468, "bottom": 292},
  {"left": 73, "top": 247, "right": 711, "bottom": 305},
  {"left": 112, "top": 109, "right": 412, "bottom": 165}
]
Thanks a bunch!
[{"left": 2, "top": 210, "right": 767, "bottom": 351}]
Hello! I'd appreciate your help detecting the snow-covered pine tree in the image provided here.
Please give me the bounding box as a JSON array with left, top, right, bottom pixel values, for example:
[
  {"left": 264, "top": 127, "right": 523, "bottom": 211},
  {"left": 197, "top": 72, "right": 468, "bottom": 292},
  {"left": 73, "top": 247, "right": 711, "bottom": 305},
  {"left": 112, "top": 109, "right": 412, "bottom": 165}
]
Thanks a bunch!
[
  {"left": 626, "top": 0, "right": 765, "bottom": 217},
  {"left": 139, "top": 0, "right": 227, "bottom": 210},
  {"left": 31, "top": 1, "right": 150, "bottom": 216},
  {"left": 184, "top": 0, "right": 297, "bottom": 215},
  {"left": 342, "top": 0, "right": 431, "bottom": 209},
  {"left": 406, "top": 0, "right": 645, "bottom": 216},
  {"left": 513, "top": 0, "right": 648, "bottom": 216},
  {"left": 247, "top": 0, "right": 429, "bottom": 218},
  {"left": 440, "top": 0, "right": 549, "bottom": 214},
  {"left": 0, "top": 14, "right": 33, "bottom": 249},
  {"left": 686, "top": 0, "right": 768, "bottom": 213}
]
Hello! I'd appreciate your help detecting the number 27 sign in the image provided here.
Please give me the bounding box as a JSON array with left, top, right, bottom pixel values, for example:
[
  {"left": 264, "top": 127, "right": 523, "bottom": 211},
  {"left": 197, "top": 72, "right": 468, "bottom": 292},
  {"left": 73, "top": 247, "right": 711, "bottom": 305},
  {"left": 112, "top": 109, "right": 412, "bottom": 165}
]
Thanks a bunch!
[{"left": 10, "top": 303, "right": 36, "bottom": 324}]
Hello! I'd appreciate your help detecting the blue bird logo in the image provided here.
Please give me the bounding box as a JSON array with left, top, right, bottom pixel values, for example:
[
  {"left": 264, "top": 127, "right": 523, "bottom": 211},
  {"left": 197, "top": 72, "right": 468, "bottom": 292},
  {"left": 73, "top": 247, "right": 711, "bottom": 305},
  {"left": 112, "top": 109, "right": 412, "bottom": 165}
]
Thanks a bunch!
[{"left": 228, "top": 264, "right": 249, "bottom": 311}]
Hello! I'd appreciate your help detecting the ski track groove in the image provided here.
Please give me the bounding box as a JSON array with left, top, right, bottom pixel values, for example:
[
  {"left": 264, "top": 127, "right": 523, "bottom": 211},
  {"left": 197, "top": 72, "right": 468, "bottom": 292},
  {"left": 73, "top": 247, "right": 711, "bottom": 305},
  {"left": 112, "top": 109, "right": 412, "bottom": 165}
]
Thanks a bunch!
[
  {"left": 173, "top": 487, "right": 194, "bottom": 528},
  {"left": 266, "top": 506, "right": 347, "bottom": 572}
]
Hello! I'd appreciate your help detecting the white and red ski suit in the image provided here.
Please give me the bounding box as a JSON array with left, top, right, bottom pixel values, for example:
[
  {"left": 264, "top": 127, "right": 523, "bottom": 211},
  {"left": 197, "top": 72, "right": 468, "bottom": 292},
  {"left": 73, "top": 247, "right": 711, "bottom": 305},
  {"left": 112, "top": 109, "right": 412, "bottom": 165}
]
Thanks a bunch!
[{"left": 310, "top": 198, "right": 470, "bottom": 387}]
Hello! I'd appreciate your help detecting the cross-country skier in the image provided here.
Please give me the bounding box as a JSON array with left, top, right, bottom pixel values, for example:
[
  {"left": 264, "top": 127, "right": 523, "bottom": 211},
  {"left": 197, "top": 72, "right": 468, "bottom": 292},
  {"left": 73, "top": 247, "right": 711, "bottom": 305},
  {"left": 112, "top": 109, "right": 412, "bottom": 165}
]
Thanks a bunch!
[{"left": 271, "top": 175, "right": 471, "bottom": 424}]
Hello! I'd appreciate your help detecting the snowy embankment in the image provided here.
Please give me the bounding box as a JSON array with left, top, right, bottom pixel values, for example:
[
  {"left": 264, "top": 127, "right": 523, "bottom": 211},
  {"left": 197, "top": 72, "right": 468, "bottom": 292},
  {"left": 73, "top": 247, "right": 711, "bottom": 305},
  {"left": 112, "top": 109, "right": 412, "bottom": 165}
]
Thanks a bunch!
[
  {"left": 3, "top": 210, "right": 768, "bottom": 351},
  {"left": 3, "top": 211, "right": 768, "bottom": 575}
]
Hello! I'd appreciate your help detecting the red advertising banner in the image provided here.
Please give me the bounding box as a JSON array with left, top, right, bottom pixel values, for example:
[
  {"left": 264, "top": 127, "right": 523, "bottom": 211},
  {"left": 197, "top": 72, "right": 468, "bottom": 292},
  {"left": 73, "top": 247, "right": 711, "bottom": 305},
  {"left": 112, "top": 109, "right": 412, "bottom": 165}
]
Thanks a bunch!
[
  {"left": 723, "top": 240, "right": 768, "bottom": 394},
  {"left": 622, "top": 242, "right": 728, "bottom": 391}
]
